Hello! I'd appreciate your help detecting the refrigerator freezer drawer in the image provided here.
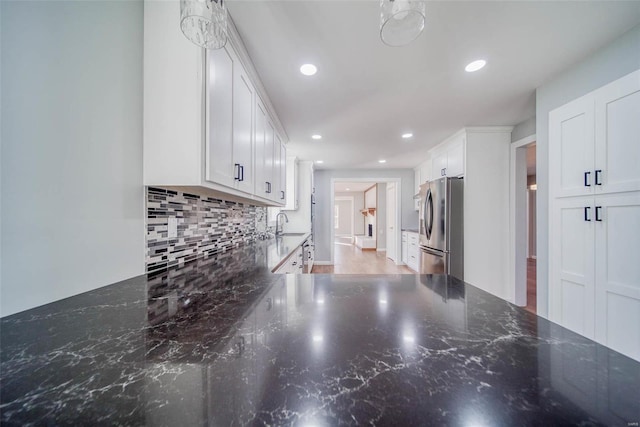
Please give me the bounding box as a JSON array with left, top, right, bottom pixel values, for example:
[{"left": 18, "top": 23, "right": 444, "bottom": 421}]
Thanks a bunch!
[{"left": 420, "top": 247, "right": 447, "bottom": 275}]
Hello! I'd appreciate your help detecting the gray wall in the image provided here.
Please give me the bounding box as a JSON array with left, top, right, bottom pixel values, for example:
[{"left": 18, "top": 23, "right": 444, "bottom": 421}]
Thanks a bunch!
[
  {"left": 512, "top": 116, "right": 536, "bottom": 142},
  {"left": 535, "top": 24, "right": 640, "bottom": 319},
  {"left": 1, "top": 1, "right": 145, "bottom": 317},
  {"left": 335, "top": 199, "right": 352, "bottom": 236},
  {"left": 314, "top": 169, "right": 417, "bottom": 262}
]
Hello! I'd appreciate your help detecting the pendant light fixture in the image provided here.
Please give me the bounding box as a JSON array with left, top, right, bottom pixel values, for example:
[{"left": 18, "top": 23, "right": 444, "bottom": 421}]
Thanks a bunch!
[
  {"left": 380, "top": 0, "right": 426, "bottom": 47},
  {"left": 180, "top": 0, "right": 228, "bottom": 49}
]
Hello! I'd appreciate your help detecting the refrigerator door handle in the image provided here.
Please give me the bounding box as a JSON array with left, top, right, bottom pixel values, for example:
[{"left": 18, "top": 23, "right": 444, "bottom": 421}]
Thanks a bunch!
[{"left": 426, "top": 189, "right": 434, "bottom": 240}]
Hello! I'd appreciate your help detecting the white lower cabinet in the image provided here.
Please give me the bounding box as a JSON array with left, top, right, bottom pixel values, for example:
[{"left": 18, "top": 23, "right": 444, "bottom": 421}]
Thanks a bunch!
[
  {"left": 408, "top": 233, "right": 419, "bottom": 272},
  {"left": 401, "top": 232, "right": 408, "bottom": 264},
  {"left": 274, "top": 247, "right": 304, "bottom": 274}
]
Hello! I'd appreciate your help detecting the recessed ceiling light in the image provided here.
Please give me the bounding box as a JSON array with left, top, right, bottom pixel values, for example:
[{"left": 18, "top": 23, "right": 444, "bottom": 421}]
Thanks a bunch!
[
  {"left": 311, "top": 134, "right": 322, "bottom": 140},
  {"left": 300, "top": 63, "right": 317, "bottom": 76},
  {"left": 378, "top": 159, "right": 387, "bottom": 164},
  {"left": 316, "top": 160, "right": 324, "bottom": 164},
  {"left": 402, "top": 133, "right": 413, "bottom": 139},
  {"left": 465, "top": 59, "right": 486, "bottom": 72},
  {"left": 346, "top": 188, "right": 350, "bottom": 191}
]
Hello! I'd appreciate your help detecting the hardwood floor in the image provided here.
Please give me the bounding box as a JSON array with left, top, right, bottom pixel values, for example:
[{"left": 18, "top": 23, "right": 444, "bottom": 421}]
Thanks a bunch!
[
  {"left": 525, "top": 258, "right": 537, "bottom": 314},
  {"left": 312, "top": 242, "right": 415, "bottom": 274}
]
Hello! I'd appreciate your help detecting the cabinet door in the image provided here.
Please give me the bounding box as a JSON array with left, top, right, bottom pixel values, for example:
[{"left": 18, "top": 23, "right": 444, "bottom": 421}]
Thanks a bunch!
[
  {"left": 594, "top": 192, "right": 640, "bottom": 361},
  {"left": 446, "top": 136, "right": 465, "bottom": 177},
  {"left": 279, "top": 141, "right": 287, "bottom": 205},
  {"left": 206, "top": 46, "right": 235, "bottom": 187},
  {"left": 254, "top": 98, "right": 267, "bottom": 197},
  {"left": 594, "top": 69, "right": 640, "bottom": 195},
  {"left": 419, "top": 160, "right": 431, "bottom": 185},
  {"left": 232, "top": 63, "right": 255, "bottom": 194},
  {"left": 432, "top": 150, "right": 447, "bottom": 179},
  {"left": 549, "top": 197, "right": 595, "bottom": 339},
  {"left": 263, "top": 121, "right": 275, "bottom": 199},
  {"left": 549, "top": 95, "right": 595, "bottom": 198}
]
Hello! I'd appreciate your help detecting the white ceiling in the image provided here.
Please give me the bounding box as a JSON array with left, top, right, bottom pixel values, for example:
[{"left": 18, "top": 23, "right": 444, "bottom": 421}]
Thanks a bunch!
[
  {"left": 334, "top": 182, "right": 376, "bottom": 193},
  {"left": 227, "top": 1, "right": 640, "bottom": 170}
]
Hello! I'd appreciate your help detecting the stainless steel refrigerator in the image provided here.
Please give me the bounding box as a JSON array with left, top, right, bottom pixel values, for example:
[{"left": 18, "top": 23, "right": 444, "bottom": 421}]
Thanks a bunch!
[{"left": 418, "top": 177, "right": 464, "bottom": 280}]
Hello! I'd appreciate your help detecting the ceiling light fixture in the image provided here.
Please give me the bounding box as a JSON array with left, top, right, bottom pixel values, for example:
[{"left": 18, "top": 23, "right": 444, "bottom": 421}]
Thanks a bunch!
[
  {"left": 346, "top": 188, "right": 351, "bottom": 191},
  {"left": 180, "top": 0, "right": 227, "bottom": 49},
  {"left": 379, "top": 159, "right": 387, "bottom": 164},
  {"left": 402, "top": 133, "right": 413, "bottom": 139},
  {"left": 311, "top": 134, "right": 322, "bottom": 140},
  {"left": 300, "top": 64, "right": 317, "bottom": 76},
  {"left": 465, "top": 59, "right": 487, "bottom": 72},
  {"left": 316, "top": 160, "right": 324, "bottom": 164},
  {"left": 380, "top": 0, "right": 426, "bottom": 47}
]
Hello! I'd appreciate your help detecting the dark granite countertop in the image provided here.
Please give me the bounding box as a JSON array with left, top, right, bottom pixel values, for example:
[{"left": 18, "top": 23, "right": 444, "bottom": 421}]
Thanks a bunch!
[{"left": 2, "top": 242, "right": 639, "bottom": 425}]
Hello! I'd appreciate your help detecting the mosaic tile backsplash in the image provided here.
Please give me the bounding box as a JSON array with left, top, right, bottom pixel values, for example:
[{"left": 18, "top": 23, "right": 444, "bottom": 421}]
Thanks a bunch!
[{"left": 146, "top": 187, "right": 268, "bottom": 273}]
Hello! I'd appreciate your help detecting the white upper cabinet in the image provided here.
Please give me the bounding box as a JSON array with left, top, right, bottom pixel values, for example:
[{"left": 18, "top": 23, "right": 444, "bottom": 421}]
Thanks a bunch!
[
  {"left": 550, "top": 69, "right": 640, "bottom": 199},
  {"left": 231, "top": 60, "right": 255, "bottom": 195},
  {"left": 143, "top": 0, "right": 287, "bottom": 206},
  {"left": 206, "top": 45, "right": 235, "bottom": 188},
  {"left": 279, "top": 140, "right": 287, "bottom": 204},
  {"left": 284, "top": 156, "right": 299, "bottom": 210},
  {"left": 430, "top": 133, "right": 465, "bottom": 179},
  {"left": 549, "top": 95, "right": 595, "bottom": 198}
]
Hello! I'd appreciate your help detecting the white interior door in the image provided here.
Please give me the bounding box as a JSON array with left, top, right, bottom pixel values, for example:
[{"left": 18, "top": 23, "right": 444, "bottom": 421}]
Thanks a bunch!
[
  {"left": 550, "top": 197, "right": 595, "bottom": 339},
  {"left": 386, "top": 183, "right": 397, "bottom": 263},
  {"left": 594, "top": 193, "right": 640, "bottom": 361}
]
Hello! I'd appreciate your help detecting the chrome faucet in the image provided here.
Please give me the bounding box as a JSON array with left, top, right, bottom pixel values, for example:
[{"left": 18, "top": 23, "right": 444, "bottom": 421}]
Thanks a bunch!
[{"left": 275, "top": 212, "right": 289, "bottom": 236}]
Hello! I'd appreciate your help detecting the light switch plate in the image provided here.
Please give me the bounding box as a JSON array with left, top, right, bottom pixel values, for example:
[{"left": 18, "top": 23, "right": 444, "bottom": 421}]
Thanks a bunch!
[{"left": 168, "top": 217, "right": 178, "bottom": 238}]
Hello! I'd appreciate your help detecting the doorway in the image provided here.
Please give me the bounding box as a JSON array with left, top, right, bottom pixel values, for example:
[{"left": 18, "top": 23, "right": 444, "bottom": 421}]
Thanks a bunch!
[
  {"left": 510, "top": 135, "right": 537, "bottom": 313},
  {"left": 329, "top": 178, "right": 402, "bottom": 268}
]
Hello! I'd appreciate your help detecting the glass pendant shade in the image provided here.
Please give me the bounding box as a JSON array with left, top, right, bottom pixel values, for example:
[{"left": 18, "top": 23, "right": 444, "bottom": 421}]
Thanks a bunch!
[
  {"left": 380, "top": 0, "right": 426, "bottom": 47},
  {"left": 180, "top": 0, "right": 228, "bottom": 49}
]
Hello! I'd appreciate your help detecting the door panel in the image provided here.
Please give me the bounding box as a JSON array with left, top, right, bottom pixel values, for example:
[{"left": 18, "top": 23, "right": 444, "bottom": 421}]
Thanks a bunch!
[
  {"left": 386, "top": 183, "right": 397, "bottom": 262},
  {"left": 595, "top": 70, "right": 640, "bottom": 195},
  {"left": 549, "top": 96, "right": 595, "bottom": 198},
  {"left": 206, "top": 46, "right": 235, "bottom": 187},
  {"left": 233, "top": 65, "right": 254, "bottom": 194},
  {"left": 550, "top": 197, "right": 595, "bottom": 338},
  {"left": 594, "top": 193, "right": 640, "bottom": 361},
  {"left": 254, "top": 98, "right": 267, "bottom": 193}
]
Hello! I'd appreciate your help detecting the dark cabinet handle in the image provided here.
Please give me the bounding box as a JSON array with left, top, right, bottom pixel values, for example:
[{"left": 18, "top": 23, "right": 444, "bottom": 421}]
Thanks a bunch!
[
  {"left": 234, "top": 163, "right": 240, "bottom": 181},
  {"left": 239, "top": 165, "right": 244, "bottom": 182},
  {"left": 584, "top": 171, "right": 591, "bottom": 187},
  {"left": 584, "top": 206, "right": 591, "bottom": 221},
  {"left": 281, "top": 191, "right": 285, "bottom": 200},
  {"left": 595, "top": 169, "right": 602, "bottom": 186},
  {"left": 265, "top": 182, "right": 272, "bottom": 194},
  {"left": 595, "top": 206, "right": 602, "bottom": 222}
]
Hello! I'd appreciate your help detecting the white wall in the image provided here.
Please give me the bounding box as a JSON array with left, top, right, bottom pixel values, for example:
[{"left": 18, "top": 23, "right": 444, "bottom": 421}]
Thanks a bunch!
[
  {"left": 535, "top": 24, "right": 640, "bottom": 319},
  {"left": 334, "top": 199, "right": 352, "bottom": 236},
  {"left": 314, "top": 169, "right": 417, "bottom": 262},
  {"left": 377, "top": 183, "right": 387, "bottom": 250},
  {"left": 335, "top": 191, "right": 364, "bottom": 235},
  {"left": 1, "top": 1, "right": 145, "bottom": 317},
  {"left": 511, "top": 116, "right": 536, "bottom": 143}
]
